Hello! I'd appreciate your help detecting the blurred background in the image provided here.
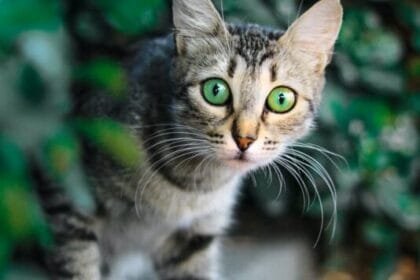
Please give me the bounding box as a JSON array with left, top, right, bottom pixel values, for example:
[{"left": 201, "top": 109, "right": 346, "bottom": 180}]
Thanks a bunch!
[{"left": 0, "top": 0, "right": 419, "bottom": 279}]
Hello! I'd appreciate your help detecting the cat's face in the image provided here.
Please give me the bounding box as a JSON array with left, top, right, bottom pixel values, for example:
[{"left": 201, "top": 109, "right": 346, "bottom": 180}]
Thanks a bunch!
[{"left": 171, "top": 0, "right": 342, "bottom": 173}]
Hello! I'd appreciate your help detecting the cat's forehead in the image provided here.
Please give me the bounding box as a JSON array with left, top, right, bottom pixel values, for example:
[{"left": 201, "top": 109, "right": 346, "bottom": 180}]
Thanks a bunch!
[{"left": 228, "top": 24, "right": 284, "bottom": 66}]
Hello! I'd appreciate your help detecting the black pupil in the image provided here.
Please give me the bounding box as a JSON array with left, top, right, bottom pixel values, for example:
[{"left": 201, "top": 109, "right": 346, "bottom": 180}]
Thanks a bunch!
[
  {"left": 213, "top": 84, "right": 220, "bottom": 96},
  {"left": 278, "top": 93, "right": 286, "bottom": 104}
]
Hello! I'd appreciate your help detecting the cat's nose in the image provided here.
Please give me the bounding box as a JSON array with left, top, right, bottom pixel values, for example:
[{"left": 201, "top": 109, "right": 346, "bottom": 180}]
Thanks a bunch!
[{"left": 234, "top": 135, "right": 256, "bottom": 152}]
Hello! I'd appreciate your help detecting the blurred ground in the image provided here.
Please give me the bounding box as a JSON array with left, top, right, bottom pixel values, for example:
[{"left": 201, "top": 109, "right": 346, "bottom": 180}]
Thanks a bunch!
[
  {"left": 105, "top": 236, "right": 315, "bottom": 280},
  {"left": 105, "top": 203, "right": 318, "bottom": 280},
  {"left": 223, "top": 237, "right": 315, "bottom": 280}
]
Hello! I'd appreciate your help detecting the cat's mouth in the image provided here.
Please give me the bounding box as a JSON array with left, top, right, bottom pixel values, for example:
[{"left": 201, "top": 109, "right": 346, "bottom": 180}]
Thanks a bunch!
[
  {"left": 235, "top": 152, "right": 247, "bottom": 161},
  {"left": 223, "top": 152, "right": 258, "bottom": 171}
]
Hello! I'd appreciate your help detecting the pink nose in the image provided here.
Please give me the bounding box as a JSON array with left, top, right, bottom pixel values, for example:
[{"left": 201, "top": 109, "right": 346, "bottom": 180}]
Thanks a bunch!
[{"left": 234, "top": 136, "right": 255, "bottom": 152}]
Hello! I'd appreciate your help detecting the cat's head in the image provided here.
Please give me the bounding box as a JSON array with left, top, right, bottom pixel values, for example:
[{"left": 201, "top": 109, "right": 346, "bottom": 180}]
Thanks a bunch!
[{"left": 170, "top": 0, "right": 342, "bottom": 173}]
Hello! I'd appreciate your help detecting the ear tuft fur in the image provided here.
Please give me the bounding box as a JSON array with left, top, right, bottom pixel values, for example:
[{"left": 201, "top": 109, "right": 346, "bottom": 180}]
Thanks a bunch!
[
  {"left": 279, "top": 0, "right": 343, "bottom": 71},
  {"left": 172, "top": 0, "right": 228, "bottom": 55}
]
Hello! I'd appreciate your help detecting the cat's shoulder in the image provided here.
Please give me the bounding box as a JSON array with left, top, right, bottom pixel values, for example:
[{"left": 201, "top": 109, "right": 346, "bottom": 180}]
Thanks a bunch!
[{"left": 128, "top": 35, "right": 175, "bottom": 73}]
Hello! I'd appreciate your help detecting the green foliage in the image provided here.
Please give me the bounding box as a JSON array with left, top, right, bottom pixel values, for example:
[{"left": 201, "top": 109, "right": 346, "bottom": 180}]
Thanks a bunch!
[
  {"left": 96, "top": 0, "right": 166, "bottom": 35},
  {"left": 0, "top": 0, "right": 163, "bottom": 277},
  {"left": 42, "top": 127, "right": 80, "bottom": 179},
  {"left": 0, "top": 0, "right": 60, "bottom": 50},
  {"left": 75, "top": 58, "right": 128, "bottom": 98},
  {"left": 74, "top": 118, "right": 143, "bottom": 168}
]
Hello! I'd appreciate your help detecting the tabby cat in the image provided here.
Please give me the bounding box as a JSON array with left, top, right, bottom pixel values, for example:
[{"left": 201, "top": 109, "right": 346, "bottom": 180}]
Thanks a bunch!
[{"left": 41, "top": 0, "right": 343, "bottom": 279}]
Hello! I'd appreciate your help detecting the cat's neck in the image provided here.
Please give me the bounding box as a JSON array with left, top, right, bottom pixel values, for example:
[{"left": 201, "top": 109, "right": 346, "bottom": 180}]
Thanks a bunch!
[
  {"left": 146, "top": 148, "right": 240, "bottom": 192},
  {"left": 139, "top": 127, "right": 239, "bottom": 192}
]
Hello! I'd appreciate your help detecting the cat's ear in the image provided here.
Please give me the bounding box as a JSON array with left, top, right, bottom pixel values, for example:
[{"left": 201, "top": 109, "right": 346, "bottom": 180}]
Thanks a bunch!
[
  {"left": 172, "top": 0, "right": 228, "bottom": 55},
  {"left": 279, "top": 0, "right": 343, "bottom": 72}
]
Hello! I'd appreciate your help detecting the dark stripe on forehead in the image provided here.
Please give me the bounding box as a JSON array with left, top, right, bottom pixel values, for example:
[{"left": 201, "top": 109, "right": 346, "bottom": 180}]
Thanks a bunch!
[
  {"left": 259, "top": 50, "right": 275, "bottom": 65},
  {"left": 228, "top": 24, "right": 283, "bottom": 68},
  {"left": 270, "top": 63, "right": 278, "bottom": 82},
  {"left": 227, "top": 57, "right": 237, "bottom": 78}
]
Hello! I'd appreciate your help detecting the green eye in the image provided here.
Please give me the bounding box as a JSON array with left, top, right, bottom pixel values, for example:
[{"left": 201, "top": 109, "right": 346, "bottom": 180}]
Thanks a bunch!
[
  {"left": 266, "top": 86, "right": 297, "bottom": 113},
  {"left": 202, "top": 78, "right": 231, "bottom": 106}
]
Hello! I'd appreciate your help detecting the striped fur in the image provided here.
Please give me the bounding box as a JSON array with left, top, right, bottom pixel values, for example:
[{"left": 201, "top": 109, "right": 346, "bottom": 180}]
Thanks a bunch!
[{"left": 41, "top": 0, "right": 342, "bottom": 279}]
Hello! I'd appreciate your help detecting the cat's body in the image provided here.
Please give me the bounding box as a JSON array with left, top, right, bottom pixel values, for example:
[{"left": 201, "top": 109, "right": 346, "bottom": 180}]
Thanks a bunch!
[{"left": 41, "top": 0, "right": 343, "bottom": 279}]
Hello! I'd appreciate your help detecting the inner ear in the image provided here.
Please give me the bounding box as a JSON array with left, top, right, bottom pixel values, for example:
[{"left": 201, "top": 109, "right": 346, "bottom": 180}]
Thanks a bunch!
[
  {"left": 279, "top": 0, "right": 343, "bottom": 70},
  {"left": 172, "top": 0, "right": 229, "bottom": 55}
]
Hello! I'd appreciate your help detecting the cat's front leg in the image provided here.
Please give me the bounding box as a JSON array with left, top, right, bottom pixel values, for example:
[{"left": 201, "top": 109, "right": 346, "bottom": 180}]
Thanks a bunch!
[
  {"left": 44, "top": 210, "right": 102, "bottom": 280},
  {"left": 39, "top": 182, "right": 102, "bottom": 279},
  {"left": 153, "top": 229, "right": 221, "bottom": 280}
]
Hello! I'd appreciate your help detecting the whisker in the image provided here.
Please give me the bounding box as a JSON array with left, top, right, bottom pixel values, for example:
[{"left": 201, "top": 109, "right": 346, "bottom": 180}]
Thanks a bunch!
[
  {"left": 291, "top": 142, "right": 348, "bottom": 170},
  {"left": 282, "top": 146, "right": 338, "bottom": 245},
  {"left": 279, "top": 155, "right": 325, "bottom": 247},
  {"left": 143, "top": 136, "right": 209, "bottom": 153},
  {"left": 250, "top": 172, "right": 257, "bottom": 188},
  {"left": 192, "top": 154, "right": 215, "bottom": 191},
  {"left": 286, "top": 149, "right": 337, "bottom": 241},
  {"left": 139, "top": 126, "right": 208, "bottom": 142},
  {"left": 135, "top": 143, "right": 211, "bottom": 216},
  {"left": 275, "top": 157, "right": 310, "bottom": 211},
  {"left": 270, "top": 162, "right": 286, "bottom": 200},
  {"left": 136, "top": 148, "right": 209, "bottom": 215}
]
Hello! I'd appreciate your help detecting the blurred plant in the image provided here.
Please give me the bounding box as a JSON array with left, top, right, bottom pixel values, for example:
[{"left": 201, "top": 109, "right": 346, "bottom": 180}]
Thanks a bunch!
[{"left": 0, "top": 0, "right": 164, "bottom": 278}]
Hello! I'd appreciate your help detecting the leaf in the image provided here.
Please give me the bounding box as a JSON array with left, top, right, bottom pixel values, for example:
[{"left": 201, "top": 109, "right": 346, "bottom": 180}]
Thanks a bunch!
[
  {"left": 96, "top": 0, "right": 166, "bottom": 35},
  {"left": 0, "top": 237, "right": 12, "bottom": 277},
  {"left": 74, "top": 118, "right": 142, "bottom": 168},
  {"left": 0, "top": 175, "right": 50, "bottom": 245},
  {"left": 372, "top": 250, "right": 397, "bottom": 280},
  {"left": 347, "top": 98, "right": 393, "bottom": 136},
  {"left": 17, "top": 30, "right": 71, "bottom": 113},
  {"left": 408, "top": 56, "right": 420, "bottom": 80},
  {"left": 0, "top": 136, "right": 27, "bottom": 177},
  {"left": 75, "top": 58, "right": 127, "bottom": 98},
  {"left": 358, "top": 137, "right": 392, "bottom": 171},
  {"left": 339, "top": 8, "right": 403, "bottom": 68},
  {"left": 375, "top": 173, "right": 420, "bottom": 230},
  {"left": 412, "top": 30, "right": 420, "bottom": 52},
  {"left": 3, "top": 264, "right": 49, "bottom": 280},
  {"left": 334, "top": 52, "right": 360, "bottom": 87},
  {"left": 18, "top": 63, "right": 46, "bottom": 105},
  {"left": 41, "top": 126, "right": 80, "bottom": 179},
  {"left": 396, "top": 0, "right": 420, "bottom": 30},
  {"left": 39, "top": 126, "right": 95, "bottom": 213},
  {"left": 338, "top": 8, "right": 380, "bottom": 48},
  {"left": 319, "top": 82, "right": 350, "bottom": 128},
  {"left": 362, "top": 220, "right": 398, "bottom": 248},
  {"left": 224, "top": 0, "right": 278, "bottom": 26},
  {"left": 0, "top": 0, "right": 60, "bottom": 49},
  {"left": 359, "top": 67, "right": 405, "bottom": 94},
  {"left": 354, "top": 30, "right": 403, "bottom": 67},
  {"left": 60, "top": 163, "right": 96, "bottom": 214},
  {"left": 406, "top": 92, "right": 420, "bottom": 114}
]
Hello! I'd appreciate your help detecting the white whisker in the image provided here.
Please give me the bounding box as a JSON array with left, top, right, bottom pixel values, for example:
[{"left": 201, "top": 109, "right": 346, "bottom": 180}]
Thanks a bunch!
[
  {"left": 279, "top": 154, "right": 325, "bottom": 247},
  {"left": 275, "top": 157, "right": 310, "bottom": 211}
]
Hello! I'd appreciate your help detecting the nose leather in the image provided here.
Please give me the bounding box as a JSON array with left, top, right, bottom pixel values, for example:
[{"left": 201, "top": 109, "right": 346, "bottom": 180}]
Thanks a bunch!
[{"left": 234, "top": 136, "right": 255, "bottom": 152}]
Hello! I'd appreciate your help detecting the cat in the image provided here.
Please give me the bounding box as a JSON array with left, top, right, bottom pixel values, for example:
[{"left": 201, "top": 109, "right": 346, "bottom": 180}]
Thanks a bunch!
[{"left": 40, "top": 0, "right": 343, "bottom": 279}]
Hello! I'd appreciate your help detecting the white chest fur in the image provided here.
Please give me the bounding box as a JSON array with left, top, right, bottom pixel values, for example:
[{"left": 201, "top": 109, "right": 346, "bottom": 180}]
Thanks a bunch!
[
  {"left": 142, "top": 174, "right": 242, "bottom": 228},
  {"left": 99, "top": 173, "right": 242, "bottom": 261}
]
